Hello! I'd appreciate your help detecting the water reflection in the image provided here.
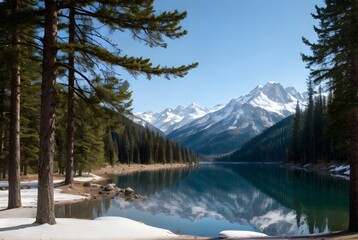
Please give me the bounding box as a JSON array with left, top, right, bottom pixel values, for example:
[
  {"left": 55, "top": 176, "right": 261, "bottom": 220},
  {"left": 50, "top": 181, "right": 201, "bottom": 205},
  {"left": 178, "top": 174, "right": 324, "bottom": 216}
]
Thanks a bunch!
[{"left": 56, "top": 164, "right": 348, "bottom": 236}]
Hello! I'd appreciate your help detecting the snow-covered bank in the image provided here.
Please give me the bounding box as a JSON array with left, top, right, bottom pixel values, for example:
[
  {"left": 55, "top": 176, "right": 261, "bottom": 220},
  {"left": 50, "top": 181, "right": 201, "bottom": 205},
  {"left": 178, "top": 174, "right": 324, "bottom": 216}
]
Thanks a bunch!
[
  {"left": 0, "top": 173, "right": 187, "bottom": 240},
  {"left": 0, "top": 174, "right": 102, "bottom": 210},
  {"left": 0, "top": 217, "right": 177, "bottom": 240},
  {"left": 0, "top": 174, "right": 179, "bottom": 240},
  {"left": 0, "top": 170, "right": 269, "bottom": 239},
  {"left": 219, "top": 230, "right": 267, "bottom": 238},
  {"left": 0, "top": 188, "right": 87, "bottom": 209}
]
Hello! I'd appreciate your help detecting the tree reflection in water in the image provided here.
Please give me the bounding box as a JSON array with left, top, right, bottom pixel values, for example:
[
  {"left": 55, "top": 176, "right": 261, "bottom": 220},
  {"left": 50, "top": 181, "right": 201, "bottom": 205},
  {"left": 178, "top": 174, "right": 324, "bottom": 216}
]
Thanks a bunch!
[{"left": 55, "top": 164, "right": 348, "bottom": 236}]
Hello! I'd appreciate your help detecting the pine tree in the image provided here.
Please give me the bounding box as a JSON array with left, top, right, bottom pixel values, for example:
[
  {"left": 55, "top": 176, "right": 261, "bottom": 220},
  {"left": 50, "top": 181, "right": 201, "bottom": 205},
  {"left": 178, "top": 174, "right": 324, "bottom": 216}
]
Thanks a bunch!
[
  {"left": 36, "top": 0, "right": 58, "bottom": 225},
  {"left": 290, "top": 102, "right": 301, "bottom": 163},
  {"left": 56, "top": 0, "right": 198, "bottom": 184},
  {"left": 20, "top": 77, "right": 41, "bottom": 176},
  {"left": 313, "top": 87, "right": 324, "bottom": 161},
  {"left": 7, "top": 0, "right": 22, "bottom": 208},
  {"left": 302, "top": 0, "right": 358, "bottom": 230},
  {"left": 73, "top": 102, "right": 106, "bottom": 175},
  {"left": 0, "top": 0, "right": 40, "bottom": 208},
  {"left": 35, "top": 0, "right": 197, "bottom": 224},
  {"left": 104, "top": 126, "right": 119, "bottom": 166},
  {"left": 166, "top": 139, "right": 174, "bottom": 164},
  {"left": 0, "top": 39, "right": 10, "bottom": 179},
  {"left": 303, "top": 80, "right": 315, "bottom": 163}
]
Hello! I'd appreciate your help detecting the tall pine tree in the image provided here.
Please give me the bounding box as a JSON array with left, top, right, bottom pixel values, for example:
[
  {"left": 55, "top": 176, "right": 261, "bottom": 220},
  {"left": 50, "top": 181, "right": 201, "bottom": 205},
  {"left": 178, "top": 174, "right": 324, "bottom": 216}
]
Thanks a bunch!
[
  {"left": 36, "top": 0, "right": 197, "bottom": 224},
  {"left": 302, "top": 0, "right": 358, "bottom": 231}
]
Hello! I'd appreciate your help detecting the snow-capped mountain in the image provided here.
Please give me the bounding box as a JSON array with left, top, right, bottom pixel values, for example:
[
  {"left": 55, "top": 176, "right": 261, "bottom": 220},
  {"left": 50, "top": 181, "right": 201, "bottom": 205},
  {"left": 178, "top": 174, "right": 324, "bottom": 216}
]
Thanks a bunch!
[
  {"left": 167, "top": 82, "right": 307, "bottom": 155},
  {"left": 136, "top": 102, "right": 225, "bottom": 134},
  {"left": 127, "top": 115, "right": 165, "bottom": 136}
]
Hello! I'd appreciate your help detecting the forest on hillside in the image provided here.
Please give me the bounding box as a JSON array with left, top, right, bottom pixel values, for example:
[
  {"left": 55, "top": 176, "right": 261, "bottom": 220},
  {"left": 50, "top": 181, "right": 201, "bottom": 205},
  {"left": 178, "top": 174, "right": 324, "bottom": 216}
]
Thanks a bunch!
[
  {"left": 0, "top": 80, "right": 197, "bottom": 178},
  {"left": 218, "top": 115, "right": 293, "bottom": 163},
  {"left": 219, "top": 81, "right": 349, "bottom": 164}
]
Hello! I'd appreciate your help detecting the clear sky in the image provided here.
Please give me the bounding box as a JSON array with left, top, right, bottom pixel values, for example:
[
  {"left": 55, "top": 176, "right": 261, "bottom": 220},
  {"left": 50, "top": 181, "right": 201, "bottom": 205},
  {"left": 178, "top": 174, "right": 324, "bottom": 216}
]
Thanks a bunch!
[{"left": 112, "top": 0, "right": 323, "bottom": 113}]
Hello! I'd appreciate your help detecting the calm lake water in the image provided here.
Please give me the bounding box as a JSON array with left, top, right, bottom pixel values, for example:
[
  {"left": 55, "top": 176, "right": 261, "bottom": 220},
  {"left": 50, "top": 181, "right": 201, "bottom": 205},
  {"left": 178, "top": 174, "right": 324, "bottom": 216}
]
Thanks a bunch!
[{"left": 55, "top": 163, "right": 349, "bottom": 237}]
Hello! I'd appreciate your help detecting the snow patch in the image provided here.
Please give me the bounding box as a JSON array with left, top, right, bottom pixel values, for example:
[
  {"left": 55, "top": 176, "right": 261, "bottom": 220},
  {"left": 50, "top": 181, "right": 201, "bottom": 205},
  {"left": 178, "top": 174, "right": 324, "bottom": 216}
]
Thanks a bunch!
[
  {"left": 0, "top": 217, "right": 177, "bottom": 240},
  {"left": 218, "top": 230, "right": 267, "bottom": 238}
]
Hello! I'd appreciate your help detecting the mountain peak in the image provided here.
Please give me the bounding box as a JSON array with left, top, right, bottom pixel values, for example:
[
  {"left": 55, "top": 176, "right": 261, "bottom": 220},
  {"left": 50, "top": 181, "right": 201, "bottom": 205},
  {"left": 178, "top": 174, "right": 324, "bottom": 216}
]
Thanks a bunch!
[
  {"left": 136, "top": 82, "right": 306, "bottom": 139},
  {"left": 174, "top": 105, "right": 185, "bottom": 111},
  {"left": 168, "top": 82, "right": 307, "bottom": 155},
  {"left": 187, "top": 102, "right": 200, "bottom": 108}
]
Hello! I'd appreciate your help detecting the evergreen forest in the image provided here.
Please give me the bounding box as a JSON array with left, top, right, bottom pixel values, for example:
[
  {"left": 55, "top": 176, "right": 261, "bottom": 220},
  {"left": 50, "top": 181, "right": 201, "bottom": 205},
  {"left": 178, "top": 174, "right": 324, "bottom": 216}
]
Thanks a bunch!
[
  {"left": 0, "top": 81, "right": 197, "bottom": 178},
  {"left": 218, "top": 81, "right": 349, "bottom": 165},
  {"left": 0, "top": 0, "right": 198, "bottom": 223},
  {"left": 218, "top": 115, "right": 293, "bottom": 163}
]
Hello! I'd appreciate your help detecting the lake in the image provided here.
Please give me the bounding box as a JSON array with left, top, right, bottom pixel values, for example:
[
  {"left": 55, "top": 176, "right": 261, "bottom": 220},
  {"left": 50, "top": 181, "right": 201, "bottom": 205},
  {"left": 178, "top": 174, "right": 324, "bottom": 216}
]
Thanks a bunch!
[{"left": 55, "top": 163, "right": 349, "bottom": 237}]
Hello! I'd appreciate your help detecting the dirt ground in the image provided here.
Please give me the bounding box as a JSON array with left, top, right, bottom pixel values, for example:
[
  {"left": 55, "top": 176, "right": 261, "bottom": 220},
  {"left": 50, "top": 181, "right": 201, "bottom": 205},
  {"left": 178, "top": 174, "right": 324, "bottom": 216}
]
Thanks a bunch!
[{"left": 92, "top": 162, "right": 194, "bottom": 176}]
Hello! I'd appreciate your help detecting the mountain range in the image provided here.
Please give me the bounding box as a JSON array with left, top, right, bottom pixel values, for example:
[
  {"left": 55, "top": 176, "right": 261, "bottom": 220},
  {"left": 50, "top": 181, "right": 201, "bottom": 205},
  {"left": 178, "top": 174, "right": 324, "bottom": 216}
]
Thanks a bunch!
[
  {"left": 136, "top": 102, "right": 225, "bottom": 135},
  {"left": 135, "top": 81, "right": 307, "bottom": 155}
]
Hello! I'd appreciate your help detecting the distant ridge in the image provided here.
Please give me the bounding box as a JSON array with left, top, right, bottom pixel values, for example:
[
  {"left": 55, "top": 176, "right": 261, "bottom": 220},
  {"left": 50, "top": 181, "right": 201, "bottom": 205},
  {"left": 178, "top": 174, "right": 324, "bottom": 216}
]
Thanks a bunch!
[{"left": 136, "top": 82, "right": 307, "bottom": 155}]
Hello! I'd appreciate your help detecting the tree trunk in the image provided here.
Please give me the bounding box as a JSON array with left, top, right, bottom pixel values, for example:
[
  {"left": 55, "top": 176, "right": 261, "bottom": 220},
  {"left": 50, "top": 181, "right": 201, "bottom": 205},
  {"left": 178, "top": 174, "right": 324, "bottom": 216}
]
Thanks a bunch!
[
  {"left": 0, "top": 112, "right": 4, "bottom": 179},
  {"left": 36, "top": 0, "right": 57, "bottom": 225},
  {"left": 2, "top": 127, "right": 7, "bottom": 179},
  {"left": 0, "top": 82, "right": 5, "bottom": 180},
  {"left": 65, "top": 7, "right": 75, "bottom": 185},
  {"left": 349, "top": 54, "right": 358, "bottom": 231},
  {"left": 8, "top": 0, "right": 22, "bottom": 209},
  {"left": 349, "top": 2, "right": 358, "bottom": 231}
]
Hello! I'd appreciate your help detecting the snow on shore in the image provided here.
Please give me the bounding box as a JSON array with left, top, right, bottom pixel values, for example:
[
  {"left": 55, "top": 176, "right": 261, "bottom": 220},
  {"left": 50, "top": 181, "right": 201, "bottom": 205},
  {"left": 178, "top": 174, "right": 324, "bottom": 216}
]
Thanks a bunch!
[
  {"left": 0, "top": 175, "right": 98, "bottom": 209},
  {"left": 0, "top": 172, "right": 267, "bottom": 239},
  {"left": 0, "top": 217, "right": 177, "bottom": 240},
  {"left": 219, "top": 230, "right": 267, "bottom": 238},
  {"left": 0, "top": 174, "right": 179, "bottom": 240},
  {"left": 0, "top": 188, "right": 88, "bottom": 209}
]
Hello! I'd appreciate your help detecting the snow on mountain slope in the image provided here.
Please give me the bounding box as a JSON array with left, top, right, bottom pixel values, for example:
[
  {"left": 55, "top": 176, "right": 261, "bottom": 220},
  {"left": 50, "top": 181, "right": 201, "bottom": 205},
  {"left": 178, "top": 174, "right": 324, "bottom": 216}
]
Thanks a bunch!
[
  {"left": 135, "top": 82, "right": 306, "bottom": 155},
  {"left": 136, "top": 102, "right": 224, "bottom": 134},
  {"left": 167, "top": 82, "right": 307, "bottom": 154},
  {"left": 127, "top": 115, "right": 165, "bottom": 136}
]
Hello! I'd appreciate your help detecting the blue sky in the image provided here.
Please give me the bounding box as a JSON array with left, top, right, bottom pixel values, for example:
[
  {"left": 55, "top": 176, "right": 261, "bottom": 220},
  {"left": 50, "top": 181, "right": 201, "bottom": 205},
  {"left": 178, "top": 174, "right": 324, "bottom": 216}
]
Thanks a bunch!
[{"left": 112, "top": 0, "right": 323, "bottom": 113}]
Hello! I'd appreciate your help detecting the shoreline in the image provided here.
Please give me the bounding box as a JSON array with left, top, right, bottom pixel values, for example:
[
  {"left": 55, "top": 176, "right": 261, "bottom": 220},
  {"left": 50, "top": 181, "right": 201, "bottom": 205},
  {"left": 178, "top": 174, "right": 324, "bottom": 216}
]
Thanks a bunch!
[
  {"left": 0, "top": 162, "right": 207, "bottom": 240},
  {"left": 282, "top": 161, "right": 350, "bottom": 180},
  {"left": 57, "top": 163, "right": 195, "bottom": 201},
  {"left": 92, "top": 162, "right": 195, "bottom": 176},
  {"left": 1, "top": 162, "right": 358, "bottom": 239}
]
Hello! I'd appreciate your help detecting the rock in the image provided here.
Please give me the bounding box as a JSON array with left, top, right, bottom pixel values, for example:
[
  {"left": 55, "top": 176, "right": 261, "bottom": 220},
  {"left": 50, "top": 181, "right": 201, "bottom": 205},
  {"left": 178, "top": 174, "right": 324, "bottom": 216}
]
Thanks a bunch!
[
  {"left": 104, "top": 183, "right": 115, "bottom": 191},
  {"left": 124, "top": 187, "right": 134, "bottom": 196}
]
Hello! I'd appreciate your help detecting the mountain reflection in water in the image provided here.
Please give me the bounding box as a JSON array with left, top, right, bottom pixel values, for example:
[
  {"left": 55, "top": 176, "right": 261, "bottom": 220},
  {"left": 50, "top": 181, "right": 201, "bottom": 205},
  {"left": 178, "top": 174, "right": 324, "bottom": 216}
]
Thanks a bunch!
[{"left": 55, "top": 163, "right": 348, "bottom": 236}]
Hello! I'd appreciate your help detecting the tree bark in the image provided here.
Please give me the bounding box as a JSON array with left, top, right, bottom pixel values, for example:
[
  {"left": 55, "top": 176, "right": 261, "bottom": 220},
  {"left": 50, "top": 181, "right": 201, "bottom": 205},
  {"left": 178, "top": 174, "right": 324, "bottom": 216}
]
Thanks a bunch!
[
  {"left": 0, "top": 84, "right": 5, "bottom": 179},
  {"left": 349, "top": 2, "right": 358, "bottom": 231},
  {"left": 349, "top": 54, "right": 358, "bottom": 232},
  {"left": 0, "top": 112, "right": 4, "bottom": 179},
  {"left": 8, "top": 0, "right": 22, "bottom": 209},
  {"left": 65, "top": 7, "right": 75, "bottom": 185},
  {"left": 36, "top": 0, "right": 57, "bottom": 225},
  {"left": 2, "top": 126, "right": 8, "bottom": 179}
]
